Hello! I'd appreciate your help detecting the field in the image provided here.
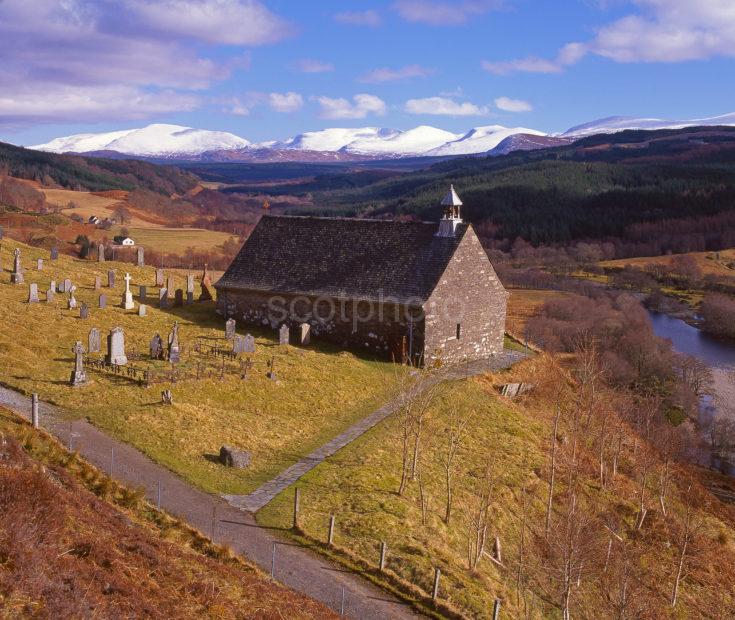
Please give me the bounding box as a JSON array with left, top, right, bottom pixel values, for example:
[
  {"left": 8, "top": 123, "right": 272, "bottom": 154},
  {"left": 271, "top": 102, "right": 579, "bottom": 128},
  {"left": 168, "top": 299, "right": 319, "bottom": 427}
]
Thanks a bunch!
[
  {"left": 506, "top": 288, "right": 573, "bottom": 336},
  {"left": 0, "top": 239, "right": 399, "bottom": 496},
  {"left": 600, "top": 250, "right": 735, "bottom": 277},
  {"left": 118, "top": 227, "right": 238, "bottom": 254}
]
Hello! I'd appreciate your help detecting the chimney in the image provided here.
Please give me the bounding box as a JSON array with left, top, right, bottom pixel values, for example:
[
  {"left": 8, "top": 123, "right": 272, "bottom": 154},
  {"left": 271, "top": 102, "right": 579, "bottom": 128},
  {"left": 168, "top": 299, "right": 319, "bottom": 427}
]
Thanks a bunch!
[{"left": 436, "top": 184, "right": 463, "bottom": 237}]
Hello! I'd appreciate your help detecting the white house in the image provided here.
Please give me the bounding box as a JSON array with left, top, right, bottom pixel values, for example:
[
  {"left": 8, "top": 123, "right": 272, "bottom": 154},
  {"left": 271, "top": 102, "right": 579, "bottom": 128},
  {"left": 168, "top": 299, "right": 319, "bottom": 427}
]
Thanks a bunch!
[{"left": 114, "top": 236, "right": 135, "bottom": 246}]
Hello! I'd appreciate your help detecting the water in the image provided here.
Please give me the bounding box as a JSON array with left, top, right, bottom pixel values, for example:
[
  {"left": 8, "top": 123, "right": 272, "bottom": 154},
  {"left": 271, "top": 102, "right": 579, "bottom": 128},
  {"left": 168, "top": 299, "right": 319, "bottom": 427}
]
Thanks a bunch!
[{"left": 647, "top": 311, "right": 735, "bottom": 370}]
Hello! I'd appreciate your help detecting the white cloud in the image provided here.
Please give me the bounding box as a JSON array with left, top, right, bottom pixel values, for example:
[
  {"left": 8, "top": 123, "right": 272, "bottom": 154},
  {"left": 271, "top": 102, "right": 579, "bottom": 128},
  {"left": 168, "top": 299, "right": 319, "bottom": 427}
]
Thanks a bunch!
[
  {"left": 316, "top": 94, "right": 387, "bottom": 119},
  {"left": 393, "top": 0, "right": 501, "bottom": 26},
  {"left": 334, "top": 10, "right": 381, "bottom": 26},
  {"left": 294, "top": 58, "right": 335, "bottom": 73},
  {"left": 359, "top": 64, "right": 433, "bottom": 83},
  {"left": 268, "top": 91, "right": 303, "bottom": 113},
  {"left": 404, "top": 96, "right": 490, "bottom": 116},
  {"left": 124, "top": 0, "right": 293, "bottom": 45},
  {"left": 494, "top": 96, "right": 532, "bottom": 112}
]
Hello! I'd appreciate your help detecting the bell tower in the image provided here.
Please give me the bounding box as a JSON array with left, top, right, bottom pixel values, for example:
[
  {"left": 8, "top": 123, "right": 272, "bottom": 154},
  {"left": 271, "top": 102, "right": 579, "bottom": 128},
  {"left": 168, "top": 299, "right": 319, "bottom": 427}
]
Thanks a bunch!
[{"left": 436, "top": 184, "right": 463, "bottom": 237}]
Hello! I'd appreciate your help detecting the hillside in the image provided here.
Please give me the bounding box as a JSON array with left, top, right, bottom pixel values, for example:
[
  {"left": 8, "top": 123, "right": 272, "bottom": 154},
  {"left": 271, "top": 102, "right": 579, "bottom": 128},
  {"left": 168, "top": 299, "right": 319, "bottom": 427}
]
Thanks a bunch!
[{"left": 0, "top": 408, "right": 332, "bottom": 618}]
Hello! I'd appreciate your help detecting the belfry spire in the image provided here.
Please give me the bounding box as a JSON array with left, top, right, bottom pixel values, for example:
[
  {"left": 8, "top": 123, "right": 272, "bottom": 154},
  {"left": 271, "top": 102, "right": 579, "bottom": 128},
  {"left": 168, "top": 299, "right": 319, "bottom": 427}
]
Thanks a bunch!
[{"left": 437, "top": 184, "right": 463, "bottom": 237}]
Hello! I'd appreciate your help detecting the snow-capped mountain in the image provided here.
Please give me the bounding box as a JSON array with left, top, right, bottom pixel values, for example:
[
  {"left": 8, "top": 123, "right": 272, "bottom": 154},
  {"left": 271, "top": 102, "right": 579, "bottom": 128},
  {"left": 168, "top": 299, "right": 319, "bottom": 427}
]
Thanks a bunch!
[
  {"left": 562, "top": 113, "right": 735, "bottom": 138},
  {"left": 31, "top": 124, "right": 250, "bottom": 157},
  {"left": 27, "top": 112, "right": 735, "bottom": 162}
]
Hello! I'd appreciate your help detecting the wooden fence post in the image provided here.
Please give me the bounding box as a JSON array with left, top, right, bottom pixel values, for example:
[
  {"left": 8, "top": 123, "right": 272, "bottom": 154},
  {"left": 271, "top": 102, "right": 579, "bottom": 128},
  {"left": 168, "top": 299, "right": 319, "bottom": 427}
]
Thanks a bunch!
[
  {"left": 432, "top": 567, "right": 441, "bottom": 601},
  {"left": 31, "top": 393, "right": 39, "bottom": 428},
  {"left": 293, "top": 487, "right": 300, "bottom": 530},
  {"left": 327, "top": 515, "right": 335, "bottom": 546},
  {"left": 379, "top": 541, "right": 387, "bottom": 572},
  {"left": 492, "top": 598, "right": 501, "bottom": 619}
]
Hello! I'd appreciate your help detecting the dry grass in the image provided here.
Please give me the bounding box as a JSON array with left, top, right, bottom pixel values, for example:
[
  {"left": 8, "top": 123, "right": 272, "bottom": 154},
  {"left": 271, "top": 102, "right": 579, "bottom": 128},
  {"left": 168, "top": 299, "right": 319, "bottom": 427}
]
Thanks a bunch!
[
  {"left": 119, "top": 227, "right": 238, "bottom": 254},
  {"left": 600, "top": 250, "right": 735, "bottom": 277},
  {"left": 506, "top": 288, "right": 574, "bottom": 336},
  {"left": 0, "top": 239, "right": 399, "bottom": 495},
  {"left": 0, "top": 408, "right": 334, "bottom": 618}
]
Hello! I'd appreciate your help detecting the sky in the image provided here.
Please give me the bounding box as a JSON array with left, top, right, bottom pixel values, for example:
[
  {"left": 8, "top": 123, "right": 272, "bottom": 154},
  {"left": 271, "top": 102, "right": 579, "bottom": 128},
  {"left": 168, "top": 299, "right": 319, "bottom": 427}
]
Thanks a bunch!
[{"left": 2, "top": 0, "right": 735, "bottom": 146}]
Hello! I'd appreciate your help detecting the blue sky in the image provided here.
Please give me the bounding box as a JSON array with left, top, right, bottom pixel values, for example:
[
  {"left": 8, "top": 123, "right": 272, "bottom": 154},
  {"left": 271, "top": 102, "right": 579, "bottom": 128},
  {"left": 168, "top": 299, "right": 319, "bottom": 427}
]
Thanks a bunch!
[{"left": 2, "top": 0, "right": 735, "bottom": 145}]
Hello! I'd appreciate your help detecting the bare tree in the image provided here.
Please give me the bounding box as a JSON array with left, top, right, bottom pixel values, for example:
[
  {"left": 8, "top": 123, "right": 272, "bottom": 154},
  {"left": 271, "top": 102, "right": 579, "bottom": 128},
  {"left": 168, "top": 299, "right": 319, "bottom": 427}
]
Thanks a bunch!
[
  {"left": 546, "top": 393, "right": 563, "bottom": 534},
  {"left": 671, "top": 483, "right": 702, "bottom": 609},
  {"left": 465, "top": 459, "right": 495, "bottom": 570},
  {"left": 440, "top": 403, "right": 472, "bottom": 524}
]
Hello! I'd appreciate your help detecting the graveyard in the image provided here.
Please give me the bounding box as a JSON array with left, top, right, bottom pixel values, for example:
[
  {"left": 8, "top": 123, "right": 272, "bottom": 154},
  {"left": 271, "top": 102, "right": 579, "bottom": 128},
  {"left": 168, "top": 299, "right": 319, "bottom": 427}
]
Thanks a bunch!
[{"left": 0, "top": 238, "right": 399, "bottom": 495}]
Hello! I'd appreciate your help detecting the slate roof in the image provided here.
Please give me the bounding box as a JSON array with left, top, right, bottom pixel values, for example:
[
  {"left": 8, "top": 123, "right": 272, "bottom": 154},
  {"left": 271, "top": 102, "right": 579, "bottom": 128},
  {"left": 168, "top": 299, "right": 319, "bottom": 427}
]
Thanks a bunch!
[{"left": 215, "top": 215, "right": 470, "bottom": 304}]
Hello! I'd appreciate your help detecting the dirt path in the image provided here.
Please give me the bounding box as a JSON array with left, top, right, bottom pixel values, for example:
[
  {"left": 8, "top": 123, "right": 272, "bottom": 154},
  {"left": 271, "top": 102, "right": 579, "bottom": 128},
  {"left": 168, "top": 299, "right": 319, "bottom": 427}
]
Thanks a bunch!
[
  {"left": 0, "top": 387, "right": 418, "bottom": 619},
  {"left": 227, "top": 351, "right": 525, "bottom": 512}
]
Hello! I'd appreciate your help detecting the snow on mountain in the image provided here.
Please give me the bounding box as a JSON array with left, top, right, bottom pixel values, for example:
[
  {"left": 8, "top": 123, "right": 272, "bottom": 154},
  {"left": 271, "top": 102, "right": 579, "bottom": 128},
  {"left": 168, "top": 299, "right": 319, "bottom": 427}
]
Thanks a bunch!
[
  {"left": 562, "top": 113, "right": 735, "bottom": 138},
  {"left": 268, "top": 127, "right": 400, "bottom": 152},
  {"left": 31, "top": 124, "right": 250, "bottom": 156},
  {"left": 426, "top": 125, "right": 546, "bottom": 156},
  {"left": 342, "top": 126, "right": 462, "bottom": 155}
]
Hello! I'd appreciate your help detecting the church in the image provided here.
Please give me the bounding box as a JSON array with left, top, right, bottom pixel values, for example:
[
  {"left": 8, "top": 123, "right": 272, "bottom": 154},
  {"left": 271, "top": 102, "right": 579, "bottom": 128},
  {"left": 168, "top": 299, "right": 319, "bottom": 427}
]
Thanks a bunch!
[{"left": 214, "top": 186, "right": 508, "bottom": 365}]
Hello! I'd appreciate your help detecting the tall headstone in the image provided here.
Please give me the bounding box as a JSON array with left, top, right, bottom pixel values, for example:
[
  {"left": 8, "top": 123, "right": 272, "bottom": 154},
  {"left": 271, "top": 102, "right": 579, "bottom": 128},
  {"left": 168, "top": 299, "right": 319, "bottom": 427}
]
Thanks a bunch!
[
  {"left": 186, "top": 291, "right": 194, "bottom": 304},
  {"left": 279, "top": 324, "right": 289, "bottom": 345},
  {"left": 225, "top": 318, "right": 236, "bottom": 340},
  {"left": 98, "top": 243, "right": 105, "bottom": 262},
  {"left": 62, "top": 278, "right": 72, "bottom": 293},
  {"left": 199, "top": 264, "right": 214, "bottom": 301},
  {"left": 121, "top": 272, "right": 134, "bottom": 310},
  {"left": 67, "top": 286, "right": 77, "bottom": 310},
  {"left": 69, "top": 341, "right": 88, "bottom": 386},
  {"left": 45, "top": 286, "right": 54, "bottom": 303},
  {"left": 139, "top": 285, "right": 147, "bottom": 300},
  {"left": 243, "top": 334, "right": 256, "bottom": 353},
  {"left": 297, "top": 323, "right": 311, "bottom": 346},
  {"left": 167, "top": 321, "right": 180, "bottom": 363},
  {"left": 28, "top": 282, "right": 39, "bottom": 303},
  {"left": 106, "top": 327, "right": 127, "bottom": 365},
  {"left": 186, "top": 273, "right": 195, "bottom": 293},
  {"left": 136, "top": 246, "right": 144, "bottom": 267},
  {"left": 174, "top": 288, "right": 184, "bottom": 307},
  {"left": 159, "top": 288, "right": 169, "bottom": 308},
  {"left": 233, "top": 334, "right": 246, "bottom": 354},
  {"left": 36, "top": 258, "right": 43, "bottom": 271},
  {"left": 166, "top": 275, "right": 175, "bottom": 294},
  {"left": 11, "top": 248, "right": 23, "bottom": 284},
  {"left": 107, "top": 270, "right": 115, "bottom": 288},
  {"left": 98, "top": 293, "right": 107, "bottom": 309},
  {"left": 88, "top": 327, "right": 101, "bottom": 354},
  {"left": 138, "top": 304, "right": 147, "bottom": 317},
  {"left": 50, "top": 246, "right": 59, "bottom": 261},
  {"left": 94, "top": 275, "right": 101, "bottom": 290},
  {"left": 150, "top": 333, "right": 164, "bottom": 359},
  {"left": 79, "top": 302, "right": 89, "bottom": 320},
  {"left": 155, "top": 268, "right": 164, "bottom": 287}
]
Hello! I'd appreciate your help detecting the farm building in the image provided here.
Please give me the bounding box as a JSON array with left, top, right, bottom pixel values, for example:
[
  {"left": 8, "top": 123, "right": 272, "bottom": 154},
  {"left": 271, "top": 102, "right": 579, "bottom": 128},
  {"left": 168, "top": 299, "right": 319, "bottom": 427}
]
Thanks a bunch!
[
  {"left": 214, "top": 187, "right": 508, "bottom": 364},
  {"left": 113, "top": 236, "right": 135, "bottom": 246}
]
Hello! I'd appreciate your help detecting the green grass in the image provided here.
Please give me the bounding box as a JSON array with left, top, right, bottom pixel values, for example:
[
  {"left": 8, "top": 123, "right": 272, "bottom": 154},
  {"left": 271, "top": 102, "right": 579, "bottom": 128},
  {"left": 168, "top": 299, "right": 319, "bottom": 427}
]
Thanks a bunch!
[
  {"left": 119, "top": 227, "right": 238, "bottom": 253},
  {"left": 0, "top": 239, "right": 399, "bottom": 495},
  {"left": 257, "top": 376, "right": 546, "bottom": 617}
]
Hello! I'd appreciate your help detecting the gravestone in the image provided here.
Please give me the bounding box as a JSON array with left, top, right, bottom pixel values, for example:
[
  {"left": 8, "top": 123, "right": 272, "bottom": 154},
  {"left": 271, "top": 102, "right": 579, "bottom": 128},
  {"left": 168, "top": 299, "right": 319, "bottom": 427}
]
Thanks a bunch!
[
  {"left": 94, "top": 275, "right": 101, "bottom": 290},
  {"left": 279, "top": 324, "right": 289, "bottom": 345},
  {"left": 138, "top": 304, "right": 147, "bottom": 317},
  {"left": 155, "top": 268, "right": 164, "bottom": 287},
  {"left": 79, "top": 303, "right": 89, "bottom": 320},
  {"left": 244, "top": 334, "right": 256, "bottom": 353},
  {"left": 225, "top": 318, "right": 236, "bottom": 340},
  {"left": 69, "top": 341, "right": 88, "bottom": 386},
  {"left": 166, "top": 275, "right": 175, "bottom": 295},
  {"left": 139, "top": 285, "right": 147, "bottom": 300},
  {"left": 50, "top": 246, "right": 59, "bottom": 261},
  {"left": 136, "top": 246, "right": 144, "bottom": 267},
  {"left": 36, "top": 258, "right": 43, "bottom": 271},
  {"left": 219, "top": 446, "right": 251, "bottom": 469},
  {"left": 98, "top": 294, "right": 107, "bottom": 309},
  {"left": 199, "top": 264, "right": 214, "bottom": 301},
  {"left": 107, "top": 270, "right": 115, "bottom": 288},
  {"left": 186, "top": 273, "right": 195, "bottom": 293},
  {"left": 0, "top": 225, "right": 4, "bottom": 239},
  {"left": 88, "top": 327, "right": 101, "bottom": 354},
  {"left": 106, "top": 327, "right": 127, "bottom": 365},
  {"left": 297, "top": 322, "right": 311, "bottom": 346},
  {"left": 167, "top": 321, "right": 181, "bottom": 363},
  {"left": 233, "top": 334, "right": 246, "bottom": 354},
  {"left": 62, "top": 278, "right": 72, "bottom": 293},
  {"left": 174, "top": 288, "right": 183, "bottom": 306},
  {"left": 121, "top": 272, "right": 134, "bottom": 310},
  {"left": 11, "top": 248, "right": 23, "bottom": 284},
  {"left": 27, "top": 283, "right": 39, "bottom": 303},
  {"left": 159, "top": 288, "right": 169, "bottom": 308},
  {"left": 67, "top": 287, "right": 77, "bottom": 310},
  {"left": 98, "top": 243, "right": 105, "bottom": 262},
  {"left": 45, "top": 286, "right": 54, "bottom": 303},
  {"left": 186, "top": 291, "right": 194, "bottom": 304},
  {"left": 161, "top": 389, "right": 174, "bottom": 405},
  {"left": 150, "top": 333, "right": 164, "bottom": 359}
]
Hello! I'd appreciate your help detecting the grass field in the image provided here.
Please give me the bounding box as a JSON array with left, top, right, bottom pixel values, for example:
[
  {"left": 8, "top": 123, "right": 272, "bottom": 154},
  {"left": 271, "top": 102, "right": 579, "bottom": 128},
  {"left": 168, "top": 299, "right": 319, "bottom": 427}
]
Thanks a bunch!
[
  {"left": 506, "top": 288, "right": 573, "bottom": 336},
  {"left": 600, "top": 249, "right": 735, "bottom": 277},
  {"left": 0, "top": 239, "right": 399, "bottom": 495},
  {"left": 119, "top": 227, "right": 238, "bottom": 254}
]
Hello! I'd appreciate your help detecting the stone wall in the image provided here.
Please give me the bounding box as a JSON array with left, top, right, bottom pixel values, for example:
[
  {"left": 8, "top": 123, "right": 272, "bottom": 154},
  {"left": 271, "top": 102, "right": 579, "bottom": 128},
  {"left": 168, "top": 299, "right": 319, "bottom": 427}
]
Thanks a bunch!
[{"left": 422, "top": 227, "right": 508, "bottom": 365}]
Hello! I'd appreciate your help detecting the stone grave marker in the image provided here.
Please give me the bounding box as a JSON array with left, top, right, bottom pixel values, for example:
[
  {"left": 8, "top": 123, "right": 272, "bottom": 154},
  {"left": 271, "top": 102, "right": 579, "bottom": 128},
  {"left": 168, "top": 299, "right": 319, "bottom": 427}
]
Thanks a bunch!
[
  {"left": 107, "top": 270, "right": 115, "bottom": 288},
  {"left": 166, "top": 275, "right": 175, "bottom": 294},
  {"left": 138, "top": 304, "right": 147, "bottom": 317},
  {"left": 297, "top": 322, "right": 311, "bottom": 346},
  {"left": 186, "top": 291, "right": 194, "bottom": 304},
  {"left": 150, "top": 333, "right": 164, "bottom": 359},
  {"left": 88, "top": 327, "right": 101, "bottom": 354},
  {"left": 36, "top": 258, "right": 43, "bottom": 271},
  {"left": 62, "top": 278, "right": 72, "bottom": 293},
  {"left": 94, "top": 275, "right": 101, "bottom": 290},
  {"left": 139, "top": 285, "right": 147, "bottom": 300},
  {"left": 199, "top": 264, "right": 214, "bottom": 301},
  {"left": 69, "top": 341, "right": 88, "bottom": 386},
  {"left": 50, "top": 246, "right": 59, "bottom": 260},
  {"left": 79, "top": 303, "right": 89, "bottom": 320},
  {"left": 27, "top": 283, "right": 39, "bottom": 303},
  {"left": 98, "top": 294, "right": 107, "bottom": 309},
  {"left": 159, "top": 288, "right": 169, "bottom": 308},
  {"left": 67, "top": 286, "right": 77, "bottom": 310},
  {"left": 225, "top": 318, "right": 236, "bottom": 340},
  {"left": 174, "top": 288, "right": 183, "bottom": 306},
  {"left": 155, "top": 268, "right": 164, "bottom": 287},
  {"left": 167, "top": 321, "right": 180, "bottom": 363},
  {"left": 244, "top": 334, "right": 256, "bottom": 353},
  {"left": 233, "top": 334, "right": 246, "bottom": 354},
  {"left": 121, "top": 272, "right": 134, "bottom": 310},
  {"left": 0, "top": 225, "right": 4, "bottom": 239},
  {"left": 279, "top": 324, "right": 289, "bottom": 345},
  {"left": 136, "top": 246, "right": 145, "bottom": 267},
  {"left": 106, "top": 327, "right": 127, "bottom": 365},
  {"left": 186, "top": 273, "right": 195, "bottom": 293},
  {"left": 45, "top": 286, "right": 54, "bottom": 303},
  {"left": 11, "top": 248, "right": 23, "bottom": 284},
  {"left": 98, "top": 243, "right": 105, "bottom": 262}
]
